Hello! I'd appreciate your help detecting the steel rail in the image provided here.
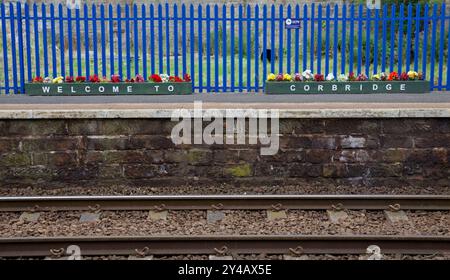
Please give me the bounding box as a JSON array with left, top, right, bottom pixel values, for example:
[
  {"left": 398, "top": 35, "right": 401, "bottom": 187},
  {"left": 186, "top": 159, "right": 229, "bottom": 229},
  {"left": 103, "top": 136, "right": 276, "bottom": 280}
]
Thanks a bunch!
[
  {"left": 0, "top": 235, "right": 449, "bottom": 257},
  {"left": 0, "top": 195, "right": 449, "bottom": 212}
]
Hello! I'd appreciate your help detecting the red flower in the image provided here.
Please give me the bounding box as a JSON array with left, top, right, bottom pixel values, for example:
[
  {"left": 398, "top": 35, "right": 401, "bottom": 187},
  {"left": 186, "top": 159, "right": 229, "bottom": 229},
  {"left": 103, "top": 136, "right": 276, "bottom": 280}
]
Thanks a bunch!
[
  {"left": 314, "top": 74, "right": 324, "bottom": 82},
  {"left": 400, "top": 72, "right": 408, "bottom": 81},
  {"left": 89, "top": 74, "right": 100, "bottom": 83},
  {"left": 135, "top": 74, "right": 145, "bottom": 83},
  {"left": 348, "top": 72, "right": 356, "bottom": 81},
  {"left": 111, "top": 74, "right": 121, "bottom": 83},
  {"left": 65, "top": 76, "right": 74, "bottom": 83},
  {"left": 169, "top": 76, "right": 184, "bottom": 83},
  {"left": 149, "top": 74, "right": 162, "bottom": 83},
  {"left": 388, "top": 72, "right": 399, "bottom": 81},
  {"left": 183, "top": 74, "right": 191, "bottom": 82},
  {"left": 75, "top": 76, "right": 86, "bottom": 83},
  {"left": 32, "top": 76, "right": 44, "bottom": 83},
  {"left": 276, "top": 73, "right": 283, "bottom": 81},
  {"left": 125, "top": 78, "right": 135, "bottom": 83}
]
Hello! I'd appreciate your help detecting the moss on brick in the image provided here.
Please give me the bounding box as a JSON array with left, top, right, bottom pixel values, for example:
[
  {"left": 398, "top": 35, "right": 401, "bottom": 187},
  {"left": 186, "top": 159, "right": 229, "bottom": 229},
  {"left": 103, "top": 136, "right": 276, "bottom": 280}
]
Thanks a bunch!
[{"left": 225, "top": 164, "right": 252, "bottom": 177}]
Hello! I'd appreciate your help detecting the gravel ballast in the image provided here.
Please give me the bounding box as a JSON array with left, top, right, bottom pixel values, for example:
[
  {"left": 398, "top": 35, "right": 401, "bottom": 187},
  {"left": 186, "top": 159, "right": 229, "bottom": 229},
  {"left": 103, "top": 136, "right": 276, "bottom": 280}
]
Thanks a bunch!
[
  {"left": 0, "top": 210, "right": 448, "bottom": 237},
  {"left": 1, "top": 184, "right": 449, "bottom": 196}
]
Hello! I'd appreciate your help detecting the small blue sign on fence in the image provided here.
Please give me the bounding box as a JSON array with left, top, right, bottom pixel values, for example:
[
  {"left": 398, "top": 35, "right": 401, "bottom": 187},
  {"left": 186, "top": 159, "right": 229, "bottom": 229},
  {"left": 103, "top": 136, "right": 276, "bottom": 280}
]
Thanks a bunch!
[{"left": 284, "top": 18, "right": 301, "bottom": 29}]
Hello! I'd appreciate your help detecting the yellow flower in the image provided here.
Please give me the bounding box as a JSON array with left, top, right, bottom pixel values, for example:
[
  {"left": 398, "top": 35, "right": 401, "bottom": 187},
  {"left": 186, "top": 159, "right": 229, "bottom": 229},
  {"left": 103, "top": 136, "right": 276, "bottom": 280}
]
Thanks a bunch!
[
  {"left": 407, "top": 71, "right": 418, "bottom": 80},
  {"left": 372, "top": 74, "right": 380, "bottom": 81},
  {"left": 283, "top": 74, "right": 292, "bottom": 81},
  {"left": 267, "top": 73, "right": 276, "bottom": 81},
  {"left": 52, "top": 76, "right": 64, "bottom": 83}
]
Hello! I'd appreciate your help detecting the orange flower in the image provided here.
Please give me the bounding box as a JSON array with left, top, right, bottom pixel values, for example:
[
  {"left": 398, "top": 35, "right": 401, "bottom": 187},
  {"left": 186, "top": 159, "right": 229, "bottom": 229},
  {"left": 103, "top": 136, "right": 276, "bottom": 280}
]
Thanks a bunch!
[{"left": 388, "top": 72, "right": 399, "bottom": 81}]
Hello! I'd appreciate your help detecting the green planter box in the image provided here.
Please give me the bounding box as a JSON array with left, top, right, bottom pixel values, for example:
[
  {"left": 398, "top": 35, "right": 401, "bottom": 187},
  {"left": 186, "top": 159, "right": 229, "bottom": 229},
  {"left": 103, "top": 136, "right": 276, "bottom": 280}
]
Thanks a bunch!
[
  {"left": 265, "top": 81, "right": 430, "bottom": 94},
  {"left": 25, "top": 82, "right": 192, "bottom": 96}
]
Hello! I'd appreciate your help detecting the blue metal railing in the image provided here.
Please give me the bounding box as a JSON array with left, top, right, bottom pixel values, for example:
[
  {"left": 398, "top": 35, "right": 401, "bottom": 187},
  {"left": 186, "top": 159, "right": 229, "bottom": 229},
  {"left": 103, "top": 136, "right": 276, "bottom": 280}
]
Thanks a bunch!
[{"left": 0, "top": 2, "right": 449, "bottom": 94}]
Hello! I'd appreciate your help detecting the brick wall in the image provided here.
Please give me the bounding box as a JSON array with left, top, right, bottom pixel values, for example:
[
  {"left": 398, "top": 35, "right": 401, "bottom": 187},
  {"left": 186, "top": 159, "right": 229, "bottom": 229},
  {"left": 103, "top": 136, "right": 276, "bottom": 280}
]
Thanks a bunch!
[{"left": 0, "top": 118, "right": 449, "bottom": 187}]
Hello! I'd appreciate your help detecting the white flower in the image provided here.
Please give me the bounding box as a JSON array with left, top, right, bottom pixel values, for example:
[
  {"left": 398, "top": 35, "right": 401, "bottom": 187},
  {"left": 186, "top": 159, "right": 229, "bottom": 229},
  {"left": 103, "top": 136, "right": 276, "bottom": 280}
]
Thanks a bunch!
[
  {"left": 43, "top": 77, "right": 53, "bottom": 83},
  {"left": 337, "top": 74, "right": 348, "bottom": 82},
  {"left": 326, "top": 73, "right": 335, "bottom": 81},
  {"left": 160, "top": 74, "right": 169, "bottom": 83},
  {"left": 302, "top": 69, "right": 314, "bottom": 80}
]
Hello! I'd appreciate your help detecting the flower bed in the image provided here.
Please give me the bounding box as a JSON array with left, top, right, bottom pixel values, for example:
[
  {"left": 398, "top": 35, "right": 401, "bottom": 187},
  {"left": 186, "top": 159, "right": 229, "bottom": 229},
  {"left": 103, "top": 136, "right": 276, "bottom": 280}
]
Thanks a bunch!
[
  {"left": 25, "top": 74, "right": 192, "bottom": 96},
  {"left": 265, "top": 71, "right": 429, "bottom": 94}
]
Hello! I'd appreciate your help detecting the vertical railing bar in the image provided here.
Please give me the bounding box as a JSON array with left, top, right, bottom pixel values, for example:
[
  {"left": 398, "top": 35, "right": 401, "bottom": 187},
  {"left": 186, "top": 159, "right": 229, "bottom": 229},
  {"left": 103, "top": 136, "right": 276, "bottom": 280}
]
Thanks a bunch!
[
  {"left": 9, "top": 3, "right": 18, "bottom": 92},
  {"left": 317, "top": 4, "right": 322, "bottom": 75},
  {"left": 373, "top": 7, "right": 379, "bottom": 75},
  {"left": 333, "top": 4, "right": 338, "bottom": 77},
  {"left": 341, "top": 5, "right": 346, "bottom": 75},
  {"left": 239, "top": 5, "right": 243, "bottom": 92},
  {"left": 1, "top": 3, "right": 10, "bottom": 93},
  {"left": 75, "top": 5, "right": 81, "bottom": 76},
  {"left": 405, "top": 4, "right": 412, "bottom": 72},
  {"left": 222, "top": 4, "right": 227, "bottom": 92},
  {"left": 381, "top": 4, "right": 387, "bottom": 73},
  {"left": 365, "top": 6, "right": 370, "bottom": 76},
  {"left": 286, "top": 5, "right": 291, "bottom": 74},
  {"left": 390, "top": 4, "right": 396, "bottom": 73},
  {"left": 58, "top": 4, "right": 65, "bottom": 78},
  {"left": 230, "top": 5, "right": 235, "bottom": 92},
  {"left": 126, "top": 4, "right": 131, "bottom": 78},
  {"left": 117, "top": 5, "right": 122, "bottom": 77},
  {"left": 270, "top": 5, "right": 275, "bottom": 74},
  {"left": 198, "top": 4, "right": 203, "bottom": 91},
  {"left": 142, "top": 4, "right": 147, "bottom": 79},
  {"left": 133, "top": 4, "right": 139, "bottom": 76},
  {"left": 16, "top": 2, "right": 25, "bottom": 93},
  {"left": 437, "top": 3, "right": 445, "bottom": 90},
  {"left": 50, "top": 3, "right": 57, "bottom": 78},
  {"left": 357, "top": 4, "right": 362, "bottom": 74},
  {"left": 310, "top": 3, "right": 315, "bottom": 73},
  {"left": 303, "top": 4, "right": 307, "bottom": 71},
  {"left": 325, "top": 4, "right": 330, "bottom": 75},
  {"left": 190, "top": 4, "right": 195, "bottom": 90},
  {"left": 447, "top": 6, "right": 450, "bottom": 90},
  {"left": 25, "top": 3, "right": 32, "bottom": 82},
  {"left": 206, "top": 5, "right": 211, "bottom": 91},
  {"left": 101, "top": 4, "right": 106, "bottom": 77},
  {"left": 247, "top": 5, "right": 251, "bottom": 91},
  {"left": 294, "top": 4, "right": 299, "bottom": 74},
  {"left": 349, "top": 4, "right": 354, "bottom": 74},
  {"left": 173, "top": 4, "right": 178, "bottom": 77},
  {"left": 150, "top": 4, "right": 155, "bottom": 75},
  {"left": 278, "top": 5, "right": 283, "bottom": 74},
  {"left": 84, "top": 4, "right": 90, "bottom": 78},
  {"left": 414, "top": 3, "right": 420, "bottom": 72},
  {"left": 109, "top": 4, "right": 114, "bottom": 76},
  {"left": 181, "top": 4, "right": 186, "bottom": 77},
  {"left": 398, "top": 4, "right": 404, "bottom": 74},
  {"left": 158, "top": 4, "right": 163, "bottom": 74},
  {"left": 254, "top": 4, "right": 259, "bottom": 90},
  {"left": 429, "top": 4, "right": 437, "bottom": 89},
  {"left": 43, "top": 3, "right": 49, "bottom": 77},
  {"left": 421, "top": 4, "right": 428, "bottom": 80},
  {"left": 68, "top": 5, "right": 73, "bottom": 77},
  {"left": 165, "top": 3, "right": 170, "bottom": 75}
]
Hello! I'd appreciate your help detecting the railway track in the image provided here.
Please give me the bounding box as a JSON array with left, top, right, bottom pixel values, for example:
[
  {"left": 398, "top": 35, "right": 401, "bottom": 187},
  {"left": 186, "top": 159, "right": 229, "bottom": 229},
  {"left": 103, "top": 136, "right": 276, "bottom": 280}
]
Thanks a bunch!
[
  {"left": 0, "top": 235, "right": 449, "bottom": 257},
  {"left": 1, "top": 194, "right": 450, "bottom": 212}
]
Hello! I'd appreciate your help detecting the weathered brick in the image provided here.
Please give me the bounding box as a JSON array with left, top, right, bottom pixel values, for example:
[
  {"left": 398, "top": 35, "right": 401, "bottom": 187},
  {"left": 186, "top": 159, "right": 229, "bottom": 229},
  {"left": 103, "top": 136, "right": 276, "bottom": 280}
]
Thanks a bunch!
[
  {"left": 380, "top": 136, "right": 413, "bottom": 148},
  {"left": 340, "top": 136, "right": 367, "bottom": 149},
  {"left": 380, "top": 149, "right": 408, "bottom": 163},
  {"left": 98, "top": 165, "right": 123, "bottom": 179},
  {"left": 0, "top": 153, "right": 31, "bottom": 166},
  {"left": 54, "top": 167, "right": 98, "bottom": 180},
  {"left": 369, "top": 163, "right": 402, "bottom": 177},
  {"left": 323, "top": 163, "right": 348, "bottom": 178},
  {"left": 279, "top": 119, "right": 325, "bottom": 134},
  {"left": 254, "top": 163, "right": 289, "bottom": 177},
  {"left": 288, "top": 163, "right": 322, "bottom": 177},
  {"left": 22, "top": 137, "right": 81, "bottom": 151},
  {"left": 305, "top": 149, "right": 333, "bottom": 163},
  {"left": 123, "top": 164, "right": 174, "bottom": 178},
  {"left": 87, "top": 136, "right": 129, "bottom": 150},
  {"left": 164, "top": 149, "right": 213, "bottom": 165},
  {"left": 279, "top": 136, "right": 312, "bottom": 149},
  {"left": 224, "top": 164, "right": 253, "bottom": 177},
  {"left": 382, "top": 119, "right": 437, "bottom": 135},
  {"left": 337, "top": 150, "right": 375, "bottom": 163},
  {"left": 129, "top": 135, "right": 175, "bottom": 149},
  {"left": 345, "top": 164, "right": 368, "bottom": 177},
  {"left": 311, "top": 136, "right": 338, "bottom": 149},
  {"left": 32, "top": 152, "right": 78, "bottom": 166},
  {"left": 7, "top": 120, "right": 68, "bottom": 136},
  {"left": 324, "top": 119, "right": 381, "bottom": 134},
  {"left": 68, "top": 120, "right": 100, "bottom": 135},
  {"left": 414, "top": 135, "right": 450, "bottom": 148},
  {"left": 0, "top": 139, "right": 20, "bottom": 153}
]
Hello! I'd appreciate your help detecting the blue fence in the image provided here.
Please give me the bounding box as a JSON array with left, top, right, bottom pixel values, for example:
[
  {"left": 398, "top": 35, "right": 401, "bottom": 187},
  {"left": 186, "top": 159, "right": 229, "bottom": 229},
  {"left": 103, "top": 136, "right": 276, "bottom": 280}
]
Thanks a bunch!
[{"left": 0, "top": 2, "right": 449, "bottom": 94}]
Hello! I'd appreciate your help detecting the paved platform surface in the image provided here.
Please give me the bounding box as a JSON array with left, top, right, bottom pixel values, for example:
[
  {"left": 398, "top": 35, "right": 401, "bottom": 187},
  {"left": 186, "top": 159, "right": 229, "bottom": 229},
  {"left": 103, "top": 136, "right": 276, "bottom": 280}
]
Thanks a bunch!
[{"left": 1, "top": 92, "right": 450, "bottom": 110}]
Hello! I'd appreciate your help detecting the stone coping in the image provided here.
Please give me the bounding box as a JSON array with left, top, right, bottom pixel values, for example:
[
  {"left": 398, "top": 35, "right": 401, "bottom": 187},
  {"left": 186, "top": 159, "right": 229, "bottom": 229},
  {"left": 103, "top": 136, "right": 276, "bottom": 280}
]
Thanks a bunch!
[{"left": 0, "top": 103, "right": 450, "bottom": 119}]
